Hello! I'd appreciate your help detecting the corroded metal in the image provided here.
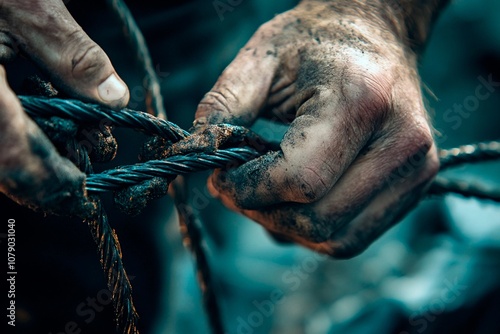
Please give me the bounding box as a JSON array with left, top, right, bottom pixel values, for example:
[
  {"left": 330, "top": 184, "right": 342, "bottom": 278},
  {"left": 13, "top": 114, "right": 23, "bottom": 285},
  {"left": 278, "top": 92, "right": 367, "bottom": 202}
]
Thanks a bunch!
[{"left": 19, "top": 94, "right": 500, "bottom": 334}]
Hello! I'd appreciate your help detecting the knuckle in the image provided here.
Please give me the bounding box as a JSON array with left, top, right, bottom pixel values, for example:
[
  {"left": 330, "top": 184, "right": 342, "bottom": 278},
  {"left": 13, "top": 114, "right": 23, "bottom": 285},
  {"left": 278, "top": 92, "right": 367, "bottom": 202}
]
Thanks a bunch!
[
  {"left": 202, "top": 91, "right": 231, "bottom": 112},
  {"left": 339, "top": 59, "right": 394, "bottom": 129},
  {"left": 286, "top": 165, "right": 329, "bottom": 203},
  {"left": 0, "top": 32, "right": 17, "bottom": 63},
  {"left": 385, "top": 125, "right": 438, "bottom": 188},
  {"left": 347, "top": 66, "right": 392, "bottom": 112},
  {"left": 197, "top": 89, "right": 235, "bottom": 123},
  {"left": 65, "top": 31, "right": 108, "bottom": 80},
  {"left": 419, "top": 145, "right": 440, "bottom": 181},
  {"left": 404, "top": 127, "right": 434, "bottom": 165}
]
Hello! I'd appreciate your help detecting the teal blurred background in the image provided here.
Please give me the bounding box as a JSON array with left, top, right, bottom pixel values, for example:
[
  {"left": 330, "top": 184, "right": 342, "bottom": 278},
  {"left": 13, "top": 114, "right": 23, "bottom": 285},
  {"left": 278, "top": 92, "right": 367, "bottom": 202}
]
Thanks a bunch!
[{"left": 3, "top": 1, "right": 499, "bottom": 333}]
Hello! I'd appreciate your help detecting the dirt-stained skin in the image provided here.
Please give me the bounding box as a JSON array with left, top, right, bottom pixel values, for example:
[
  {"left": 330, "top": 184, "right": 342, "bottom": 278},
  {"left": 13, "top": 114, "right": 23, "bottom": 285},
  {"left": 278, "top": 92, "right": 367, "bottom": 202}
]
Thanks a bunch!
[
  {"left": 0, "top": 0, "right": 130, "bottom": 216},
  {"left": 0, "top": 66, "right": 93, "bottom": 217},
  {"left": 0, "top": 0, "right": 449, "bottom": 258},
  {"left": 195, "top": 0, "right": 448, "bottom": 258}
]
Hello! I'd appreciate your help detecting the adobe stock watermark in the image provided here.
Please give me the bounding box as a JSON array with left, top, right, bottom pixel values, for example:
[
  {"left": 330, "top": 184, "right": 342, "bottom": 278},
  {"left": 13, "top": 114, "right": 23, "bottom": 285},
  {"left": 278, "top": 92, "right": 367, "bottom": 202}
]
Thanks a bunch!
[
  {"left": 236, "top": 250, "right": 329, "bottom": 334},
  {"left": 213, "top": 0, "right": 246, "bottom": 21},
  {"left": 439, "top": 74, "right": 500, "bottom": 134},
  {"left": 400, "top": 278, "right": 468, "bottom": 334},
  {"left": 385, "top": 143, "right": 430, "bottom": 192},
  {"left": 384, "top": 73, "right": 499, "bottom": 189}
]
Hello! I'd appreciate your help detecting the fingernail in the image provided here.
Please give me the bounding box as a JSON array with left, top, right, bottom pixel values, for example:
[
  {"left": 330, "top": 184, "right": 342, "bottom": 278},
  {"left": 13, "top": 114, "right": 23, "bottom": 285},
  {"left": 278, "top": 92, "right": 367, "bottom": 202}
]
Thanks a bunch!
[
  {"left": 191, "top": 117, "right": 207, "bottom": 132},
  {"left": 193, "top": 117, "right": 207, "bottom": 127},
  {"left": 98, "top": 74, "right": 127, "bottom": 103}
]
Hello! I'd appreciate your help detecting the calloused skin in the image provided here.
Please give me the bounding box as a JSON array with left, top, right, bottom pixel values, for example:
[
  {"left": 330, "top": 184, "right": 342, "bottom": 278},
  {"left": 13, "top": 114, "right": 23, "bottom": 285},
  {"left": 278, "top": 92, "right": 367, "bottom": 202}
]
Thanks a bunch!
[
  {"left": 0, "top": 0, "right": 129, "bottom": 216},
  {"left": 0, "top": 0, "right": 444, "bottom": 258},
  {"left": 195, "top": 0, "right": 445, "bottom": 258}
]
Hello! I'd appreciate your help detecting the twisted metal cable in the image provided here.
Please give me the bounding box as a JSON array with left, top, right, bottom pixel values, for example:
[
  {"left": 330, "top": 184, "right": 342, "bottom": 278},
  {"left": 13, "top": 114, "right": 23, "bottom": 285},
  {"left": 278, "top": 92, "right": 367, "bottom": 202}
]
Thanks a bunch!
[
  {"left": 66, "top": 136, "right": 139, "bottom": 334},
  {"left": 172, "top": 178, "right": 225, "bottom": 334},
  {"left": 439, "top": 141, "right": 500, "bottom": 170},
  {"left": 86, "top": 148, "right": 260, "bottom": 193},
  {"left": 85, "top": 200, "right": 140, "bottom": 334},
  {"left": 99, "top": 6, "right": 226, "bottom": 329},
  {"left": 21, "top": 96, "right": 500, "bottom": 203},
  {"left": 20, "top": 96, "right": 188, "bottom": 141},
  {"left": 106, "top": 0, "right": 167, "bottom": 120},
  {"left": 429, "top": 176, "right": 500, "bottom": 202},
  {"left": 21, "top": 95, "right": 500, "bottom": 334}
]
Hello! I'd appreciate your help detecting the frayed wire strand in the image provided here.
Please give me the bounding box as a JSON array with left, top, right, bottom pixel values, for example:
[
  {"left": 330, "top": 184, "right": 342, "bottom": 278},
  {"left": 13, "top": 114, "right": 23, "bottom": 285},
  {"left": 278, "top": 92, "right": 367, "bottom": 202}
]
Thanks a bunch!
[
  {"left": 66, "top": 135, "right": 139, "bottom": 334},
  {"left": 20, "top": 94, "right": 500, "bottom": 334},
  {"left": 172, "top": 177, "right": 225, "bottom": 334}
]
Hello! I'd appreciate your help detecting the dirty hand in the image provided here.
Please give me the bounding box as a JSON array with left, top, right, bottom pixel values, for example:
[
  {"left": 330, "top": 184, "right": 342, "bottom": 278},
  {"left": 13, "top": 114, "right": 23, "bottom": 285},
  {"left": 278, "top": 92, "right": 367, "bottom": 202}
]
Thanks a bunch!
[
  {"left": 0, "top": 0, "right": 129, "bottom": 216},
  {"left": 195, "top": 0, "right": 443, "bottom": 258}
]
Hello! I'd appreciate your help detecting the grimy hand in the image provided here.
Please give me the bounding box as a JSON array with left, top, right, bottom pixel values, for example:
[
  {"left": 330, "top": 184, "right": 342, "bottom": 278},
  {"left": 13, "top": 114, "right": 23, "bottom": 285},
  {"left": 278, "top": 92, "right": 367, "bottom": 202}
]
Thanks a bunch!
[
  {"left": 0, "top": 0, "right": 129, "bottom": 216},
  {"left": 195, "top": 0, "right": 448, "bottom": 258}
]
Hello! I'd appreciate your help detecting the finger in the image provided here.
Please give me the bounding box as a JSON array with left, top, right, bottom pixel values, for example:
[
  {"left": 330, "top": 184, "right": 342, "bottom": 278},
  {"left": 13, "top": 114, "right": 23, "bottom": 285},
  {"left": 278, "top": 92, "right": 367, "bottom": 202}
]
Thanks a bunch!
[
  {"left": 211, "top": 144, "right": 438, "bottom": 254},
  {"left": 0, "top": 32, "right": 17, "bottom": 63},
  {"left": 319, "top": 147, "right": 439, "bottom": 258},
  {"left": 0, "top": 66, "right": 91, "bottom": 217},
  {"left": 194, "top": 34, "right": 280, "bottom": 127},
  {"left": 209, "top": 113, "right": 437, "bottom": 245},
  {"left": 4, "top": 0, "right": 129, "bottom": 108},
  {"left": 303, "top": 117, "right": 436, "bottom": 237},
  {"left": 210, "top": 85, "right": 381, "bottom": 209}
]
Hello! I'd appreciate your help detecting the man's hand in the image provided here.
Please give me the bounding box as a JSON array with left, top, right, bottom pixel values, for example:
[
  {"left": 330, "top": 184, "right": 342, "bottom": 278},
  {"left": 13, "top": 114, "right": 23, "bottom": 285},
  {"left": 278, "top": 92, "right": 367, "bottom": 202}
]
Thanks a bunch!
[
  {"left": 0, "top": 0, "right": 129, "bottom": 107},
  {"left": 0, "top": 0, "right": 129, "bottom": 216},
  {"left": 194, "top": 0, "right": 443, "bottom": 258},
  {"left": 0, "top": 66, "right": 94, "bottom": 216}
]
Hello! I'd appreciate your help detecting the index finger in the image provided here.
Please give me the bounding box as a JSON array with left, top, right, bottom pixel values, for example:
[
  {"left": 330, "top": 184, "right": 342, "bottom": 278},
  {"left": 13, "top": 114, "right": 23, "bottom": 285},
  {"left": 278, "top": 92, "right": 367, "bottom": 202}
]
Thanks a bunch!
[{"left": 210, "top": 84, "right": 379, "bottom": 209}]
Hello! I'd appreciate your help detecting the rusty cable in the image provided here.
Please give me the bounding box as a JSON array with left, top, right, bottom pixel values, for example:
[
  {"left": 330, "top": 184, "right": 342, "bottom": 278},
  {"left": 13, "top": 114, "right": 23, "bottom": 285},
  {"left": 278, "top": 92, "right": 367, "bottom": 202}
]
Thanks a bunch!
[
  {"left": 66, "top": 135, "right": 140, "bottom": 334},
  {"left": 19, "top": 94, "right": 500, "bottom": 334},
  {"left": 172, "top": 177, "right": 226, "bottom": 334},
  {"left": 20, "top": 96, "right": 227, "bottom": 333},
  {"left": 20, "top": 95, "right": 500, "bottom": 203},
  {"left": 438, "top": 141, "right": 500, "bottom": 170}
]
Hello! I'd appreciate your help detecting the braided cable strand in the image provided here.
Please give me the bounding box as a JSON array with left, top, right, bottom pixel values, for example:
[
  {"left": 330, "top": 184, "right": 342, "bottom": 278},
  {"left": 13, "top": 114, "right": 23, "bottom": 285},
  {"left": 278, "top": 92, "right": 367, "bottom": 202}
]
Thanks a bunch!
[
  {"left": 20, "top": 96, "right": 189, "bottom": 140},
  {"left": 85, "top": 201, "right": 140, "bottom": 334},
  {"left": 429, "top": 176, "right": 500, "bottom": 202},
  {"left": 93, "top": 9, "right": 224, "bottom": 329},
  {"left": 86, "top": 148, "right": 261, "bottom": 192},
  {"left": 19, "top": 95, "right": 500, "bottom": 334},
  {"left": 439, "top": 141, "right": 500, "bottom": 170},
  {"left": 20, "top": 96, "right": 500, "bottom": 202},
  {"left": 21, "top": 97, "right": 227, "bottom": 332},
  {"left": 172, "top": 178, "right": 226, "bottom": 334},
  {"left": 66, "top": 136, "right": 139, "bottom": 334}
]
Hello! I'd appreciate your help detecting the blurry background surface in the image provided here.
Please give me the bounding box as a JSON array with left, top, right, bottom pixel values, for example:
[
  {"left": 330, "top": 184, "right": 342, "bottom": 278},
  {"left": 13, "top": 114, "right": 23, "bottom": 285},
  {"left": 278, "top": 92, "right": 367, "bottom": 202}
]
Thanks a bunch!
[{"left": 2, "top": 0, "right": 499, "bottom": 333}]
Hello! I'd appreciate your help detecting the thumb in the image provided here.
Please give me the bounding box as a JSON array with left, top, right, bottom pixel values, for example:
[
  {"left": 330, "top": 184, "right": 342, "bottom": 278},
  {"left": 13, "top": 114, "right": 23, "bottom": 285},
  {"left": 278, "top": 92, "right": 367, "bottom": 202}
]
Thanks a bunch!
[
  {"left": 0, "top": 65, "right": 92, "bottom": 217},
  {"left": 4, "top": 0, "right": 129, "bottom": 108},
  {"left": 194, "top": 44, "right": 279, "bottom": 128}
]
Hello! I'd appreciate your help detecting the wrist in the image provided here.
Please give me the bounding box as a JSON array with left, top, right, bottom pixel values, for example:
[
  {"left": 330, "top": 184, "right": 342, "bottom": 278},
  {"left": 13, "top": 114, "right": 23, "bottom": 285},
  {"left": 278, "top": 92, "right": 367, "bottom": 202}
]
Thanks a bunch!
[
  {"left": 387, "top": 0, "right": 451, "bottom": 52},
  {"left": 298, "top": 0, "right": 450, "bottom": 54}
]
